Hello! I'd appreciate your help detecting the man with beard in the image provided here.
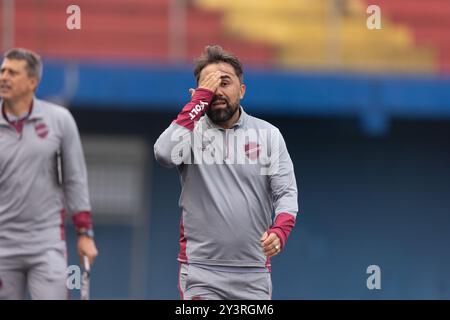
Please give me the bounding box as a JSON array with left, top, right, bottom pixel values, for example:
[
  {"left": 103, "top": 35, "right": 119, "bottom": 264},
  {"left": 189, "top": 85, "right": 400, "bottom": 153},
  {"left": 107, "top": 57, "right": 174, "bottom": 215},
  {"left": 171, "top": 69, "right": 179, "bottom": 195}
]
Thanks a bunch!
[{"left": 154, "top": 45, "right": 298, "bottom": 300}]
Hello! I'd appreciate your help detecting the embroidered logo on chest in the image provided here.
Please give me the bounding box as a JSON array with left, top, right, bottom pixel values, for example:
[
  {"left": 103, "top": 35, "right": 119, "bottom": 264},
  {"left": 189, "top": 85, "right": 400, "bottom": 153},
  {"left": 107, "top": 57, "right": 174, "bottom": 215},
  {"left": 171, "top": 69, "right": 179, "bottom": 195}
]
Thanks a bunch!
[
  {"left": 244, "top": 142, "right": 261, "bottom": 160},
  {"left": 35, "top": 122, "right": 49, "bottom": 139}
]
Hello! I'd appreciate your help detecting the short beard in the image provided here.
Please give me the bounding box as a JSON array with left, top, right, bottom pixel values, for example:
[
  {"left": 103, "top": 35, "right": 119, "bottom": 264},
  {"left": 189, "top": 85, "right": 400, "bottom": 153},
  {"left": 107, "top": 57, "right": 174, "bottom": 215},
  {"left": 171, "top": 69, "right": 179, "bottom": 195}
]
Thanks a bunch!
[{"left": 206, "top": 100, "right": 240, "bottom": 124}]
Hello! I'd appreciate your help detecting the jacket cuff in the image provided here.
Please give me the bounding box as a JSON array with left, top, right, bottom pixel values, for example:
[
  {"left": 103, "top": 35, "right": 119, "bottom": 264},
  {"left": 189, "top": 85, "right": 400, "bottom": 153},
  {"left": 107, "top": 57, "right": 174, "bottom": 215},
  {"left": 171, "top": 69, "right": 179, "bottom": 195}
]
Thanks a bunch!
[
  {"left": 72, "top": 211, "right": 93, "bottom": 231},
  {"left": 267, "top": 212, "right": 296, "bottom": 250}
]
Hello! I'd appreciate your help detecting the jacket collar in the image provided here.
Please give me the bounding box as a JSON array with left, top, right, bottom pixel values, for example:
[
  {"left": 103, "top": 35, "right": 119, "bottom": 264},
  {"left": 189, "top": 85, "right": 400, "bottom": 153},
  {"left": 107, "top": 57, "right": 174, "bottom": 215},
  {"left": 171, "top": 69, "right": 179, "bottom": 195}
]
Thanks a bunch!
[{"left": 0, "top": 97, "right": 43, "bottom": 126}]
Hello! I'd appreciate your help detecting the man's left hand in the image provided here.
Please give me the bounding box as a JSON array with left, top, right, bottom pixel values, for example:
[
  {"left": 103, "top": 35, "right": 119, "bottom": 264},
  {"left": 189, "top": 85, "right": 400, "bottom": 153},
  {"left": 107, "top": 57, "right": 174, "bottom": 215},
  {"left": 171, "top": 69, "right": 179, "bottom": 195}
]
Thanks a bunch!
[
  {"left": 77, "top": 236, "right": 98, "bottom": 267},
  {"left": 260, "top": 231, "right": 281, "bottom": 258}
]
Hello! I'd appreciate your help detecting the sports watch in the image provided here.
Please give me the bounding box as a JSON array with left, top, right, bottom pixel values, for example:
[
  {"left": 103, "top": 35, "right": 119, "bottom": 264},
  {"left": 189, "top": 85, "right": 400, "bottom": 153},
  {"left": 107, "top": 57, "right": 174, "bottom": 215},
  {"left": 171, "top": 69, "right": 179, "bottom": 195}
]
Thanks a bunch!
[{"left": 77, "top": 228, "right": 95, "bottom": 238}]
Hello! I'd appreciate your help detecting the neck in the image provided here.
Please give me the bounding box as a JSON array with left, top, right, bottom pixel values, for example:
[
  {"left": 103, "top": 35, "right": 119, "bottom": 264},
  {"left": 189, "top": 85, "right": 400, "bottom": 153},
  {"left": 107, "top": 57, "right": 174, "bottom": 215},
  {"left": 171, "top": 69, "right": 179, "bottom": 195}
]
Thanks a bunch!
[
  {"left": 217, "top": 107, "right": 241, "bottom": 129},
  {"left": 3, "top": 95, "right": 33, "bottom": 117}
]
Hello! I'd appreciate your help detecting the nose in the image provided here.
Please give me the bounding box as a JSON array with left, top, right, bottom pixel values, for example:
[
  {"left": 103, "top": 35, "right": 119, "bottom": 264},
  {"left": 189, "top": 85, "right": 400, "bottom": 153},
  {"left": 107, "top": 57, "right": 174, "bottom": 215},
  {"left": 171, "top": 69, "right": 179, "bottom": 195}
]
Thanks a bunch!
[{"left": 215, "top": 89, "right": 225, "bottom": 99}]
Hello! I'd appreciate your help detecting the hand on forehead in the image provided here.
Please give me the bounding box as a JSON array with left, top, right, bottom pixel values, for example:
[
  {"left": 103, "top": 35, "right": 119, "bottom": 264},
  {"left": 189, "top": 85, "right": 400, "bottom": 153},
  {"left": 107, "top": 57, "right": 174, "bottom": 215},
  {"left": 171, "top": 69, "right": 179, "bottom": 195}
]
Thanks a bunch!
[{"left": 200, "top": 63, "right": 236, "bottom": 82}]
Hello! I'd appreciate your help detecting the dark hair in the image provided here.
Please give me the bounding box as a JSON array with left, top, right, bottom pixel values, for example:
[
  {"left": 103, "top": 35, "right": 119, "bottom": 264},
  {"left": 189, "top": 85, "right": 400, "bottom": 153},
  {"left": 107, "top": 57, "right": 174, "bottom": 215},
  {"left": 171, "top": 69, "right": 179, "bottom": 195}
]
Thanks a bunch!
[
  {"left": 194, "top": 45, "right": 243, "bottom": 84},
  {"left": 4, "top": 48, "right": 43, "bottom": 82}
]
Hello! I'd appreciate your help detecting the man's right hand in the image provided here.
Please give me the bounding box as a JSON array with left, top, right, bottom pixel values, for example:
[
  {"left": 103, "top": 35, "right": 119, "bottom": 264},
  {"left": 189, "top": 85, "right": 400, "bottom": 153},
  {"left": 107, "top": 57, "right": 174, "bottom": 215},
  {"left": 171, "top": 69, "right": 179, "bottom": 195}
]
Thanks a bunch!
[{"left": 190, "top": 71, "right": 221, "bottom": 97}]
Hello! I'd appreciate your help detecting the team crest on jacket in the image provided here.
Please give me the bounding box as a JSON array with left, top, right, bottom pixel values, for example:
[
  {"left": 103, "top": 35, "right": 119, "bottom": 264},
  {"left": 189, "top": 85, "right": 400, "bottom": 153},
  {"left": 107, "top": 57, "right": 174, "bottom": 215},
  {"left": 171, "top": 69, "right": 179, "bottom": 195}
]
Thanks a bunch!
[
  {"left": 244, "top": 142, "right": 261, "bottom": 160},
  {"left": 35, "top": 122, "right": 49, "bottom": 139}
]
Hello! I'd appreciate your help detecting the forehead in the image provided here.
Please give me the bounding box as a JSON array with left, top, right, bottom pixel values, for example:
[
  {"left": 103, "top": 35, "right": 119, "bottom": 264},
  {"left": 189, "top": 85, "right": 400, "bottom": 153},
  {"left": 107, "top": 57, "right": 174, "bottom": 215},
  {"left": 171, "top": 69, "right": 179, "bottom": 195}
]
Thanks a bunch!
[
  {"left": 1, "top": 58, "right": 28, "bottom": 72},
  {"left": 199, "top": 62, "right": 238, "bottom": 81}
]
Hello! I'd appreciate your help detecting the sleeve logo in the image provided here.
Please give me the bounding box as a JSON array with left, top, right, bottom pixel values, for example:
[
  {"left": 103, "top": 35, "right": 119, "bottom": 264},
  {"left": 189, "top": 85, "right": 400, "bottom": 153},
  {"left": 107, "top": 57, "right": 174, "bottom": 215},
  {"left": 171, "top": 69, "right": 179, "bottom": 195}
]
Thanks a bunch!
[{"left": 189, "top": 101, "right": 208, "bottom": 120}]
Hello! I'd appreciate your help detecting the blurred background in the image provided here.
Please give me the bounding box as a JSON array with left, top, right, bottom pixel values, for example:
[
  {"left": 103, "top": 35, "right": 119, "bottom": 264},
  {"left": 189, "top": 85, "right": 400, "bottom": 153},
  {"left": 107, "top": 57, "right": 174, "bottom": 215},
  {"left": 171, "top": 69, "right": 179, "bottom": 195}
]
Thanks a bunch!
[{"left": 1, "top": 0, "right": 450, "bottom": 299}]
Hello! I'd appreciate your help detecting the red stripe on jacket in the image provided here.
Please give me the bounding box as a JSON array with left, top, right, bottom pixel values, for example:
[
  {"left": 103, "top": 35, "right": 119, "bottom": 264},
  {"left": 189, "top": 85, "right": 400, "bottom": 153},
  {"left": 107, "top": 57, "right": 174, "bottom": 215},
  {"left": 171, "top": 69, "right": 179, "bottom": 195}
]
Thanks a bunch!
[
  {"left": 60, "top": 209, "right": 66, "bottom": 240},
  {"left": 178, "top": 216, "right": 188, "bottom": 262}
]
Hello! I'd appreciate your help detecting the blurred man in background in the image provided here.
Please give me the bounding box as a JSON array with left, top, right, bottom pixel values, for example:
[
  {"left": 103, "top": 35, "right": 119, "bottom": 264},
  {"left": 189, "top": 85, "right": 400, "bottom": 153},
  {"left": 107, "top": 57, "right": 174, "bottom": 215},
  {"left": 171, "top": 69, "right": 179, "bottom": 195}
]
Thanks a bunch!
[
  {"left": 154, "top": 45, "right": 298, "bottom": 300},
  {"left": 0, "top": 48, "right": 98, "bottom": 299}
]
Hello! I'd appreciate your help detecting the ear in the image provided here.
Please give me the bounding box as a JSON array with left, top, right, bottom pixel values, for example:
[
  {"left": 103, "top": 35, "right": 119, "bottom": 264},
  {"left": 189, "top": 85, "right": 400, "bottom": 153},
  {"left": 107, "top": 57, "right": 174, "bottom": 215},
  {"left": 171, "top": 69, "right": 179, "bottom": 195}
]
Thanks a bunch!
[
  {"left": 29, "top": 77, "right": 39, "bottom": 92},
  {"left": 239, "top": 83, "right": 246, "bottom": 99}
]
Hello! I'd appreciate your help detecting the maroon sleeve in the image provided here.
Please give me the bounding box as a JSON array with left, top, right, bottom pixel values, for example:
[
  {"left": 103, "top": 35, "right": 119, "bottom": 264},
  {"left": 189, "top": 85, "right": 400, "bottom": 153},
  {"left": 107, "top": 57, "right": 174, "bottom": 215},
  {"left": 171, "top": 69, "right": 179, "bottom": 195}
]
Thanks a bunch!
[
  {"left": 174, "top": 88, "right": 214, "bottom": 131},
  {"left": 268, "top": 212, "right": 296, "bottom": 250}
]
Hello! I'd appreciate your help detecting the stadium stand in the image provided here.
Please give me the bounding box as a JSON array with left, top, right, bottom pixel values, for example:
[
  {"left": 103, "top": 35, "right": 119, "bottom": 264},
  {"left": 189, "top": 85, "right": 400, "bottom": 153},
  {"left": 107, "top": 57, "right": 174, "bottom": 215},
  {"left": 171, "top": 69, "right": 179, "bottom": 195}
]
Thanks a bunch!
[
  {"left": 0, "top": 0, "right": 274, "bottom": 65},
  {"left": 195, "top": 0, "right": 438, "bottom": 73},
  {"left": 367, "top": 0, "right": 450, "bottom": 73},
  {"left": 2, "top": 0, "right": 448, "bottom": 73}
]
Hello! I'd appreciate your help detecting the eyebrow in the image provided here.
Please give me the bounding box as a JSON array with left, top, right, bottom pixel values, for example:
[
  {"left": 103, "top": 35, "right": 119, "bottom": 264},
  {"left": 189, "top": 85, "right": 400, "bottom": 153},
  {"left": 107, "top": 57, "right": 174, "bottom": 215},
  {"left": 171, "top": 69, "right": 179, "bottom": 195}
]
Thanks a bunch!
[
  {"left": 220, "top": 75, "right": 232, "bottom": 80},
  {"left": 1, "top": 67, "right": 17, "bottom": 72}
]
